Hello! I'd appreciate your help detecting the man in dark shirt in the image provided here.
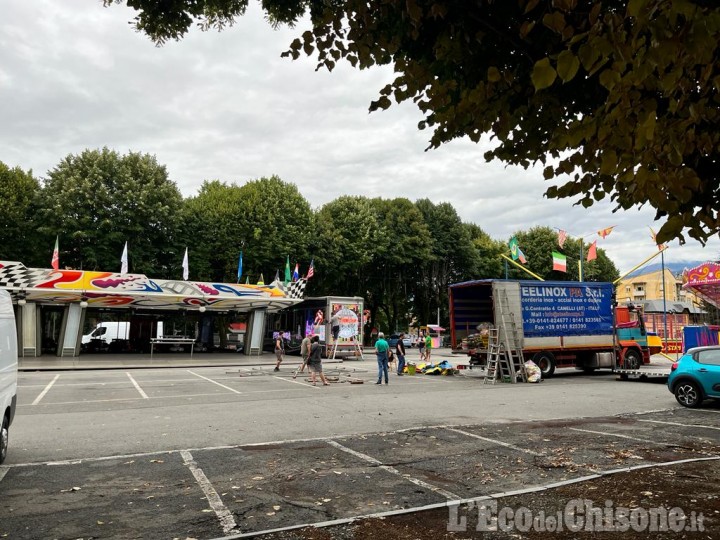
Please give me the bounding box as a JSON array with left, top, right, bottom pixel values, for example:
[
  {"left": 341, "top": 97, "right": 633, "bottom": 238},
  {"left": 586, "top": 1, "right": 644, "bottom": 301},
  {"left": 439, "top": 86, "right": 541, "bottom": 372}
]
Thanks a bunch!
[{"left": 395, "top": 333, "right": 406, "bottom": 376}]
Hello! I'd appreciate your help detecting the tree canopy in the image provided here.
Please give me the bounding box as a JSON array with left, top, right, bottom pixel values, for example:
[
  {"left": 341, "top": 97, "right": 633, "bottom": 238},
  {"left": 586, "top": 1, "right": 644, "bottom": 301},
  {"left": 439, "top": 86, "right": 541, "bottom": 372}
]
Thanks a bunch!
[
  {"left": 0, "top": 162, "right": 41, "bottom": 265},
  {"left": 37, "top": 148, "right": 183, "bottom": 274},
  {"left": 106, "top": 0, "right": 720, "bottom": 246},
  {"left": 181, "top": 176, "right": 314, "bottom": 282}
]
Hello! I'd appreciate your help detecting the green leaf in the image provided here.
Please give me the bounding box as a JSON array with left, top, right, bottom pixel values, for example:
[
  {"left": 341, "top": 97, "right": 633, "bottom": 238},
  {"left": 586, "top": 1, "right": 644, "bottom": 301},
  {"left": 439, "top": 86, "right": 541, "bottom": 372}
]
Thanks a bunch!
[
  {"left": 524, "top": 0, "right": 541, "bottom": 14},
  {"left": 627, "top": 0, "right": 648, "bottom": 18},
  {"left": 487, "top": 67, "right": 501, "bottom": 82},
  {"left": 556, "top": 50, "right": 580, "bottom": 83},
  {"left": 599, "top": 68, "right": 621, "bottom": 91},
  {"left": 531, "top": 58, "right": 557, "bottom": 91},
  {"left": 600, "top": 150, "right": 618, "bottom": 175},
  {"left": 542, "top": 12, "right": 566, "bottom": 34}
]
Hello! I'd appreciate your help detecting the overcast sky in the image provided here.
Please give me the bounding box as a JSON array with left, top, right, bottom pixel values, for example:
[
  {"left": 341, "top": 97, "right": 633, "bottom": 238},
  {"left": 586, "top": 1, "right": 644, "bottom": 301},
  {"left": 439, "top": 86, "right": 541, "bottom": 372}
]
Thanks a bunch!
[{"left": 2, "top": 0, "right": 718, "bottom": 274}]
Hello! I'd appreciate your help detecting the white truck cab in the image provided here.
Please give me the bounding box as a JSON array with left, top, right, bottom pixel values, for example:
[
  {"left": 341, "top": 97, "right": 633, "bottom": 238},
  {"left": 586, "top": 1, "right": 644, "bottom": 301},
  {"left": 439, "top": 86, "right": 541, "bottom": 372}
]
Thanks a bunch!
[{"left": 0, "top": 289, "right": 18, "bottom": 464}]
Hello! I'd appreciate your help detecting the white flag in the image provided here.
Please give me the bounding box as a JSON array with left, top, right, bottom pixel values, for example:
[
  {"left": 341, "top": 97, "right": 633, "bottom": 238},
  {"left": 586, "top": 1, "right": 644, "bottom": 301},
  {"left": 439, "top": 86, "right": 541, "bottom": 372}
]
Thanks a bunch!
[
  {"left": 182, "top": 247, "right": 189, "bottom": 280},
  {"left": 120, "top": 241, "right": 128, "bottom": 275}
]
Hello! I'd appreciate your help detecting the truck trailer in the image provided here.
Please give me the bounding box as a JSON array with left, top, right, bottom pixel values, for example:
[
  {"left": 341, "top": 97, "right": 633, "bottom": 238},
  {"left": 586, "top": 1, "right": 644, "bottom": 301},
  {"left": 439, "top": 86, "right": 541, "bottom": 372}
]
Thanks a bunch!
[{"left": 449, "top": 280, "right": 651, "bottom": 377}]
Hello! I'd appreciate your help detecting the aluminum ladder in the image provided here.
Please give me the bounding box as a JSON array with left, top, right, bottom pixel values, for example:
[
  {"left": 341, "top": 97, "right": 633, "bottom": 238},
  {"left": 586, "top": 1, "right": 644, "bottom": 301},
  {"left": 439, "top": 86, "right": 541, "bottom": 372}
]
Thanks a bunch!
[
  {"left": 483, "top": 329, "right": 502, "bottom": 384},
  {"left": 495, "top": 289, "right": 527, "bottom": 383}
]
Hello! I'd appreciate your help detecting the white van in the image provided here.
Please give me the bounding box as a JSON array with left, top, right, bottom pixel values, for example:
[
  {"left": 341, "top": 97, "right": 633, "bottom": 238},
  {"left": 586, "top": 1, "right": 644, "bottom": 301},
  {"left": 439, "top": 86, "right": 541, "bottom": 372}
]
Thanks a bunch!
[
  {"left": 0, "top": 289, "right": 18, "bottom": 464},
  {"left": 82, "top": 322, "right": 131, "bottom": 345},
  {"left": 82, "top": 321, "right": 164, "bottom": 345}
]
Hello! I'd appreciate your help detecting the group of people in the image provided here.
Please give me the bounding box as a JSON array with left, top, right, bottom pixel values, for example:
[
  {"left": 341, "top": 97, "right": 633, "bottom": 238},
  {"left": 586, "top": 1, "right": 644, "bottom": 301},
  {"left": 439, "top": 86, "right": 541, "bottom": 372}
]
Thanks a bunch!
[
  {"left": 274, "top": 330, "right": 434, "bottom": 387},
  {"left": 273, "top": 332, "right": 329, "bottom": 385},
  {"left": 374, "top": 332, "right": 432, "bottom": 385},
  {"left": 296, "top": 333, "right": 330, "bottom": 385}
]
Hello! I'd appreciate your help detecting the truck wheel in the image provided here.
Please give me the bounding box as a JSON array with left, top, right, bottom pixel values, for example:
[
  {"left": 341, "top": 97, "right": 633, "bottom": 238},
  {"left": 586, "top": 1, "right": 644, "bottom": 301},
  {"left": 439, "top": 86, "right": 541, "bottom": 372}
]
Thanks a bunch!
[
  {"left": 0, "top": 415, "right": 8, "bottom": 465},
  {"left": 674, "top": 380, "right": 703, "bottom": 408},
  {"left": 533, "top": 352, "right": 555, "bottom": 378},
  {"left": 623, "top": 350, "right": 641, "bottom": 370}
]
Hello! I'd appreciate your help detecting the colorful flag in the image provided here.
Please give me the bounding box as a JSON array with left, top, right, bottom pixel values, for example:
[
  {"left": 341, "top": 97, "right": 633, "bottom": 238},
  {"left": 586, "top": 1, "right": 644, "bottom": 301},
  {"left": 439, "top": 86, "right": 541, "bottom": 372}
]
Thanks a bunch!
[
  {"left": 307, "top": 259, "right": 315, "bottom": 279},
  {"left": 597, "top": 226, "right": 615, "bottom": 239},
  {"left": 284, "top": 256, "right": 291, "bottom": 284},
  {"left": 508, "top": 237, "right": 519, "bottom": 260},
  {"left": 120, "top": 241, "right": 128, "bottom": 275},
  {"left": 292, "top": 263, "right": 299, "bottom": 281},
  {"left": 257, "top": 273, "right": 265, "bottom": 286},
  {"left": 558, "top": 230, "right": 567, "bottom": 248},
  {"left": 552, "top": 251, "right": 567, "bottom": 272},
  {"left": 517, "top": 247, "right": 527, "bottom": 264},
  {"left": 182, "top": 247, "right": 189, "bottom": 280},
  {"left": 236, "top": 251, "right": 243, "bottom": 283},
  {"left": 649, "top": 227, "right": 666, "bottom": 251},
  {"left": 51, "top": 236, "right": 59, "bottom": 270},
  {"left": 587, "top": 241, "right": 597, "bottom": 261}
]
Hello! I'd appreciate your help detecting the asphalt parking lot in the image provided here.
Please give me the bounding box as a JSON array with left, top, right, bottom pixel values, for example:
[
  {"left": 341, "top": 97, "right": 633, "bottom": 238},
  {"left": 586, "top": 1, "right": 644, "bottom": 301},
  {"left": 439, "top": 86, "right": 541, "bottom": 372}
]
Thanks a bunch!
[{"left": 1, "top": 360, "right": 718, "bottom": 539}]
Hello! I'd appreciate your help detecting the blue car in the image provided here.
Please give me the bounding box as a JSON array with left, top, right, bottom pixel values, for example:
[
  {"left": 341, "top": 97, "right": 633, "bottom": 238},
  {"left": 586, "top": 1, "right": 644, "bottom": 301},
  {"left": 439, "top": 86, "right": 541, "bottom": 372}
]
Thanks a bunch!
[{"left": 668, "top": 346, "right": 720, "bottom": 408}]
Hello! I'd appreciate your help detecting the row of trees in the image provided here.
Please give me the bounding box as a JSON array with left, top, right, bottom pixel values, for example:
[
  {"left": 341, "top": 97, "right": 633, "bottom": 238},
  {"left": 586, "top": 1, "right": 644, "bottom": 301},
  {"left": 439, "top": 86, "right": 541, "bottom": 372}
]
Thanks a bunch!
[{"left": 0, "top": 148, "right": 619, "bottom": 331}]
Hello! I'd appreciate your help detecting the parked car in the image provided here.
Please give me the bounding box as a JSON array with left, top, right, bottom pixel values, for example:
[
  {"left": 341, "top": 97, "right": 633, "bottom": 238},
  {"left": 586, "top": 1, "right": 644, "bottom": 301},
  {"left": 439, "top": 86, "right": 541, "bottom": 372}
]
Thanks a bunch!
[
  {"left": 668, "top": 346, "right": 720, "bottom": 408},
  {"left": 388, "top": 334, "right": 414, "bottom": 349}
]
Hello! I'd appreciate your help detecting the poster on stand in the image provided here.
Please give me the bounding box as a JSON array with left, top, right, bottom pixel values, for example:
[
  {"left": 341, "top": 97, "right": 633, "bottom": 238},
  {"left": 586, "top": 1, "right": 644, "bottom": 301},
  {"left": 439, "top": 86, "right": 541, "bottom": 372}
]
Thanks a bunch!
[{"left": 330, "top": 302, "right": 361, "bottom": 344}]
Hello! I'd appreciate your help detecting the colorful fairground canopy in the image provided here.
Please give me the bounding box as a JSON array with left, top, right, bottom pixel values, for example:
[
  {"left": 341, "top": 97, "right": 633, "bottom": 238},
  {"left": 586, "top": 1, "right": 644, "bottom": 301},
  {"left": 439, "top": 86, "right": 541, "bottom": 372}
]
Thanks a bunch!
[
  {"left": 682, "top": 262, "right": 720, "bottom": 308},
  {"left": 0, "top": 261, "right": 305, "bottom": 312}
]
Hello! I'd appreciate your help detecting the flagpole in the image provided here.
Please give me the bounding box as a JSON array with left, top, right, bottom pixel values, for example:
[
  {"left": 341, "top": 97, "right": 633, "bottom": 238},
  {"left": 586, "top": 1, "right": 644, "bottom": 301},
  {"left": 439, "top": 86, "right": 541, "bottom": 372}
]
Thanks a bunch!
[
  {"left": 579, "top": 238, "right": 583, "bottom": 282},
  {"left": 662, "top": 247, "right": 668, "bottom": 352},
  {"left": 500, "top": 255, "right": 545, "bottom": 281},
  {"left": 612, "top": 246, "right": 668, "bottom": 285}
]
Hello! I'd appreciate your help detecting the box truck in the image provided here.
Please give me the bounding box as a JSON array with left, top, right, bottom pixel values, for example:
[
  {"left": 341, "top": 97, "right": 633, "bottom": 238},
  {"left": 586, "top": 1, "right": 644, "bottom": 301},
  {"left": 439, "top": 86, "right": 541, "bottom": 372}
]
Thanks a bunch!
[
  {"left": 449, "top": 280, "right": 650, "bottom": 377},
  {"left": 0, "top": 289, "right": 18, "bottom": 464}
]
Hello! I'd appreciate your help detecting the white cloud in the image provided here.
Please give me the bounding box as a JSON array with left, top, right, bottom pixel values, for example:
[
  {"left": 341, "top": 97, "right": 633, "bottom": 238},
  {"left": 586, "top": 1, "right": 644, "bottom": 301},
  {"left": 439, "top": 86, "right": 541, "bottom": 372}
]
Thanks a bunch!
[{"left": 1, "top": 0, "right": 718, "bottom": 273}]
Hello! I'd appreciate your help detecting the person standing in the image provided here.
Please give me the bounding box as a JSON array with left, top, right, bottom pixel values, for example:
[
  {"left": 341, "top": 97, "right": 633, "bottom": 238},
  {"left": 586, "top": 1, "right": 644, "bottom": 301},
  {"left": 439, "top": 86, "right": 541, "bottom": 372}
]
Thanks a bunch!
[
  {"left": 274, "top": 332, "right": 285, "bottom": 372},
  {"left": 417, "top": 331, "right": 425, "bottom": 362},
  {"left": 375, "top": 332, "right": 390, "bottom": 385},
  {"left": 424, "top": 332, "right": 433, "bottom": 363},
  {"left": 294, "top": 333, "right": 312, "bottom": 379},
  {"left": 308, "top": 335, "right": 329, "bottom": 386},
  {"left": 395, "top": 333, "right": 406, "bottom": 376}
]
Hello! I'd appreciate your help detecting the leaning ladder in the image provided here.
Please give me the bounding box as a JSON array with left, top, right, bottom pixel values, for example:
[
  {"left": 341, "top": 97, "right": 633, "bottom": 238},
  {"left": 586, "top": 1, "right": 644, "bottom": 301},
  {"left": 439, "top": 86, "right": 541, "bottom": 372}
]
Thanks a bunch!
[
  {"left": 483, "top": 329, "right": 502, "bottom": 384},
  {"left": 496, "top": 290, "right": 527, "bottom": 383}
]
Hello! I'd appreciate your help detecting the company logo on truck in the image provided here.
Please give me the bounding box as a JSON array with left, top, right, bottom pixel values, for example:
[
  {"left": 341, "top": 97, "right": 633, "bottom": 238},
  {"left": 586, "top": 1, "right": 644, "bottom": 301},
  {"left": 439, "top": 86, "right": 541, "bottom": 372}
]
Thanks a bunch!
[{"left": 520, "top": 284, "right": 613, "bottom": 336}]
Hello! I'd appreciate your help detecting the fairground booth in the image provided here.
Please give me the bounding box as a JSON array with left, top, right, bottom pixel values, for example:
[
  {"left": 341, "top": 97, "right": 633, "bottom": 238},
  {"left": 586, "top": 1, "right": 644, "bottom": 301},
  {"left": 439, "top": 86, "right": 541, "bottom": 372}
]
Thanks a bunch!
[
  {"left": 680, "top": 262, "right": 720, "bottom": 350},
  {"left": 0, "top": 260, "right": 306, "bottom": 360}
]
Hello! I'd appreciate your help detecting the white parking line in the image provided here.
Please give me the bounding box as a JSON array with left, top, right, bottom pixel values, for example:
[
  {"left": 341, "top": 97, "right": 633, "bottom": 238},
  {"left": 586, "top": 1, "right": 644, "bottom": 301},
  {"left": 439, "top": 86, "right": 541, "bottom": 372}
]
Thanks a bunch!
[
  {"left": 181, "top": 450, "right": 238, "bottom": 534},
  {"left": 17, "top": 388, "right": 302, "bottom": 408},
  {"left": 126, "top": 372, "right": 148, "bottom": 399},
  {"left": 31, "top": 374, "right": 60, "bottom": 405},
  {"left": 445, "top": 427, "right": 544, "bottom": 456},
  {"left": 326, "top": 439, "right": 460, "bottom": 500},
  {"left": 273, "top": 376, "right": 318, "bottom": 389},
  {"left": 569, "top": 427, "right": 665, "bottom": 445},
  {"left": 639, "top": 419, "right": 720, "bottom": 431},
  {"left": 213, "top": 456, "right": 720, "bottom": 540},
  {"left": 187, "top": 370, "right": 242, "bottom": 394},
  {"left": 0, "top": 466, "right": 8, "bottom": 483}
]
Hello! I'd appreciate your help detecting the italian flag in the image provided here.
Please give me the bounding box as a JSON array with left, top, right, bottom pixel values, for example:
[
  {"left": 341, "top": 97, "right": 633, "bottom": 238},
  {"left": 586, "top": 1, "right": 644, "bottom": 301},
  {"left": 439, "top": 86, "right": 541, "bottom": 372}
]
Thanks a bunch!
[
  {"left": 552, "top": 251, "right": 566, "bottom": 272},
  {"left": 51, "top": 236, "right": 59, "bottom": 270}
]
